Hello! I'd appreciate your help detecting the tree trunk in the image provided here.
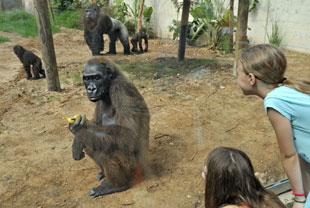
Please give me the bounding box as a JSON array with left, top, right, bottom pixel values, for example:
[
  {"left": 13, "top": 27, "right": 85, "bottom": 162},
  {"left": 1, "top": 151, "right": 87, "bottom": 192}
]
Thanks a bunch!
[
  {"left": 136, "top": 0, "right": 144, "bottom": 32},
  {"left": 178, "top": 0, "right": 190, "bottom": 61},
  {"left": 34, "top": 0, "right": 61, "bottom": 91},
  {"left": 47, "top": 0, "right": 55, "bottom": 23},
  {"left": 233, "top": 0, "right": 249, "bottom": 76},
  {"left": 229, "top": 0, "right": 234, "bottom": 53}
]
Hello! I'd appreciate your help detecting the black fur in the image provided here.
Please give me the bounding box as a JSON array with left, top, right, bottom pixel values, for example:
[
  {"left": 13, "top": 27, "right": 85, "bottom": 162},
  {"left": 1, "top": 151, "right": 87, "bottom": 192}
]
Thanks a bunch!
[
  {"left": 131, "top": 28, "right": 148, "bottom": 53},
  {"left": 83, "top": 3, "right": 130, "bottom": 55},
  {"left": 13, "top": 45, "right": 46, "bottom": 80}
]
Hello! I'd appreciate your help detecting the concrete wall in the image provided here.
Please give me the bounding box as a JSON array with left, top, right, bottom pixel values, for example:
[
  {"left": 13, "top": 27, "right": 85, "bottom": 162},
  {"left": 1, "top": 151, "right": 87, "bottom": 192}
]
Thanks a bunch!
[
  {"left": 244, "top": 0, "right": 310, "bottom": 53},
  {"left": 123, "top": 0, "right": 310, "bottom": 53},
  {"left": 0, "top": 0, "right": 23, "bottom": 11},
  {"left": 0, "top": 0, "right": 34, "bottom": 14}
]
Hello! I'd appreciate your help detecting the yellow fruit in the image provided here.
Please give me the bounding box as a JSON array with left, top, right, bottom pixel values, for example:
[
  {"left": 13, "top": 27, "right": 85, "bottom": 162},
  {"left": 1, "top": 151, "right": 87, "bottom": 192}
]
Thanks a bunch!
[{"left": 64, "top": 114, "right": 80, "bottom": 124}]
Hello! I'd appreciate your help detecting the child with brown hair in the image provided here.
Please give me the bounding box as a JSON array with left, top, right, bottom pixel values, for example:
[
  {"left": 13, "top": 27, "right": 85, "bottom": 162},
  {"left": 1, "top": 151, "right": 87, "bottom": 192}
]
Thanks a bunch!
[
  {"left": 237, "top": 44, "right": 310, "bottom": 208},
  {"left": 202, "top": 147, "right": 286, "bottom": 208}
]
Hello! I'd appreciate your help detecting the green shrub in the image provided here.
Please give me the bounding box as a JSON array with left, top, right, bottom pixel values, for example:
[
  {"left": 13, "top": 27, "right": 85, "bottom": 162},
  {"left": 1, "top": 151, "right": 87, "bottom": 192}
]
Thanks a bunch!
[
  {"left": 54, "top": 9, "right": 83, "bottom": 29},
  {"left": 268, "top": 21, "right": 283, "bottom": 47},
  {"left": 0, "top": 10, "right": 59, "bottom": 37},
  {"left": 0, "top": 35, "right": 10, "bottom": 43}
]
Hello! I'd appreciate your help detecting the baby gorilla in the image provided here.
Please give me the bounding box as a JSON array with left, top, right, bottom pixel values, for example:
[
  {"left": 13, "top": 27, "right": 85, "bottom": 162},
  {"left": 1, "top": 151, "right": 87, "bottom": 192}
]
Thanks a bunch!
[
  {"left": 13, "top": 45, "right": 46, "bottom": 80},
  {"left": 131, "top": 28, "right": 148, "bottom": 53}
]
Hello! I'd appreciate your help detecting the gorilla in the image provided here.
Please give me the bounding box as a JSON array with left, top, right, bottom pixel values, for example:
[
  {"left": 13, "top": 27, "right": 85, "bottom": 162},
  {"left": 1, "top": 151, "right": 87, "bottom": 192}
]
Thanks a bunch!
[
  {"left": 83, "top": 3, "right": 130, "bottom": 56},
  {"left": 131, "top": 28, "right": 148, "bottom": 53},
  {"left": 69, "top": 57, "right": 150, "bottom": 197},
  {"left": 13, "top": 45, "right": 46, "bottom": 80}
]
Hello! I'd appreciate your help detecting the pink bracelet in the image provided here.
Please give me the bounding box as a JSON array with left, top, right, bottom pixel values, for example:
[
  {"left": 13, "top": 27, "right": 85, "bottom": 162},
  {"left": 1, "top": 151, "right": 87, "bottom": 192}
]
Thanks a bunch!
[{"left": 292, "top": 189, "right": 305, "bottom": 196}]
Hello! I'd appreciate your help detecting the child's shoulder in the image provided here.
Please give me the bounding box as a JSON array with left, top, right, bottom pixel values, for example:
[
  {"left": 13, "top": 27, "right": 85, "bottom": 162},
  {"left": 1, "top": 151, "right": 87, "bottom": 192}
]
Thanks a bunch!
[{"left": 267, "top": 86, "right": 306, "bottom": 98}]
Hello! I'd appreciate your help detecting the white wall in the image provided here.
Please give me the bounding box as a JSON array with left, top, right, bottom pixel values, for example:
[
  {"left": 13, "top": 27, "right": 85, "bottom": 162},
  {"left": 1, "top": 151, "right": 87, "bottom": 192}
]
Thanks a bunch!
[
  {"left": 244, "top": 0, "right": 310, "bottom": 53},
  {"left": 23, "top": 0, "right": 35, "bottom": 14},
  {"left": 124, "top": 0, "right": 310, "bottom": 53}
]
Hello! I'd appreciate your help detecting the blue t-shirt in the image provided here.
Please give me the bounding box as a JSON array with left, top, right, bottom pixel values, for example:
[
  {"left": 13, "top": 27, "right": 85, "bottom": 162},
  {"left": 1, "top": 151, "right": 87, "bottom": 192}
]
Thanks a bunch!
[{"left": 264, "top": 86, "right": 310, "bottom": 164}]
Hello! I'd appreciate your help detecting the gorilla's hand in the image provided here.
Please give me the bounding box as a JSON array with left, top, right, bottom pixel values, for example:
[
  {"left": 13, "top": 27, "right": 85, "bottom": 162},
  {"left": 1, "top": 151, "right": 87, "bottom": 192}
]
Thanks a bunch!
[
  {"left": 72, "top": 148, "right": 85, "bottom": 160},
  {"left": 69, "top": 114, "right": 87, "bottom": 134}
]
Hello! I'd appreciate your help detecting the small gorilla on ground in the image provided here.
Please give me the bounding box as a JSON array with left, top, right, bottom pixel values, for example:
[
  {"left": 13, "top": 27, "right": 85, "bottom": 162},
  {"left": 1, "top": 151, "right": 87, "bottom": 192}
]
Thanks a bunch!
[
  {"left": 13, "top": 45, "right": 46, "bottom": 80},
  {"left": 69, "top": 57, "right": 150, "bottom": 197},
  {"left": 131, "top": 28, "right": 148, "bottom": 53},
  {"left": 83, "top": 3, "right": 130, "bottom": 56}
]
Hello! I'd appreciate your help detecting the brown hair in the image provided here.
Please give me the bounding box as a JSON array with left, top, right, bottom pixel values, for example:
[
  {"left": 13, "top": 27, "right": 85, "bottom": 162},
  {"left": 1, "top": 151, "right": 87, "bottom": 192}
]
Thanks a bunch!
[
  {"left": 204, "top": 147, "right": 286, "bottom": 208},
  {"left": 239, "top": 44, "right": 310, "bottom": 94}
]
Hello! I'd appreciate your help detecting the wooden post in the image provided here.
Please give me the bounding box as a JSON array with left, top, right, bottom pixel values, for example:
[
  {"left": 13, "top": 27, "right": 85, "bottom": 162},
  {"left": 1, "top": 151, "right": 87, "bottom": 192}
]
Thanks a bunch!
[
  {"left": 233, "top": 0, "right": 249, "bottom": 76},
  {"left": 178, "top": 0, "right": 190, "bottom": 61},
  {"left": 229, "top": 0, "right": 234, "bottom": 53},
  {"left": 34, "top": 0, "right": 61, "bottom": 91},
  {"left": 136, "top": 0, "right": 144, "bottom": 32}
]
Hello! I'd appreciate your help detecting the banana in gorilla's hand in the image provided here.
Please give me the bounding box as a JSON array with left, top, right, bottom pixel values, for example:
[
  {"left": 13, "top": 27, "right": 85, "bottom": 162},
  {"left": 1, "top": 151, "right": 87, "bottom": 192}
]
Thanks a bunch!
[{"left": 64, "top": 115, "right": 88, "bottom": 124}]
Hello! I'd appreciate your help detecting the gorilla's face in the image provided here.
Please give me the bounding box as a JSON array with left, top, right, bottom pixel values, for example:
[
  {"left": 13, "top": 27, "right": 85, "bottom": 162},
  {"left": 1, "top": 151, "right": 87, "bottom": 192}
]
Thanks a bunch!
[
  {"left": 13, "top": 45, "right": 24, "bottom": 56},
  {"left": 140, "top": 28, "right": 147, "bottom": 37},
  {"left": 84, "top": 4, "right": 98, "bottom": 21},
  {"left": 83, "top": 64, "right": 113, "bottom": 102}
]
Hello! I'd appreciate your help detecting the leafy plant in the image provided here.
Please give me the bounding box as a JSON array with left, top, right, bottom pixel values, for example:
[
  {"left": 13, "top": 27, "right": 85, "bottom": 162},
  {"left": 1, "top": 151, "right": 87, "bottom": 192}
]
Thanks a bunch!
[
  {"left": 112, "top": 0, "right": 153, "bottom": 36},
  {"left": 168, "top": 20, "right": 181, "bottom": 40},
  {"left": 143, "top": 6, "right": 153, "bottom": 24},
  {"left": 249, "top": 0, "right": 259, "bottom": 12},
  {"left": 127, "top": 0, "right": 139, "bottom": 29},
  {"left": 169, "top": 0, "right": 237, "bottom": 53},
  {"left": 53, "top": 0, "right": 74, "bottom": 13},
  {"left": 267, "top": 20, "right": 283, "bottom": 47}
]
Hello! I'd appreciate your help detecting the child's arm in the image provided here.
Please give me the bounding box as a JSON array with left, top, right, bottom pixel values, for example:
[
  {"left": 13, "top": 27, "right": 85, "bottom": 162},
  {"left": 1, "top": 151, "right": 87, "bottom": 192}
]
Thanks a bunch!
[{"left": 267, "top": 108, "right": 306, "bottom": 205}]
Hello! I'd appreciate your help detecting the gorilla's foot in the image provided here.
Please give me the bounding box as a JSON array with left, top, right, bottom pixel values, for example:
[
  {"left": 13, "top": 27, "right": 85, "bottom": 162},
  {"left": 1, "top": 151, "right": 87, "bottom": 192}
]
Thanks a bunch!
[
  {"left": 96, "top": 171, "right": 105, "bottom": 180},
  {"left": 92, "top": 53, "right": 104, "bottom": 56},
  {"left": 88, "top": 180, "right": 129, "bottom": 197},
  {"left": 107, "top": 51, "right": 117, "bottom": 55}
]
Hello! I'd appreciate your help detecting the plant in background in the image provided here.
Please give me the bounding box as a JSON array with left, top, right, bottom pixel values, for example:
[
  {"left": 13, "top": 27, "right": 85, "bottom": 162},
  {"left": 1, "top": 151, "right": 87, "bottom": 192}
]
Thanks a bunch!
[
  {"left": 0, "top": 10, "right": 59, "bottom": 37},
  {"left": 267, "top": 20, "right": 283, "bottom": 47},
  {"left": 112, "top": 0, "right": 153, "bottom": 36},
  {"left": 169, "top": 0, "right": 235, "bottom": 50},
  {"left": 249, "top": 0, "right": 259, "bottom": 12},
  {"left": 168, "top": 20, "right": 181, "bottom": 40},
  {"left": 0, "top": 35, "right": 10, "bottom": 43},
  {"left": 143, "top": 6, "right": 154, "bottom": 38}
]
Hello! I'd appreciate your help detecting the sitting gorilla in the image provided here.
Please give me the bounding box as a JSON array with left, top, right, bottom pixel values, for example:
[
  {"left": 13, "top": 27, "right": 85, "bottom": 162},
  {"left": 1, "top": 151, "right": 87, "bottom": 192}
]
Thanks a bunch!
[
  {"left": 83, "top": 3, "right": 130, "bottom": 56},
  {"left": 131, "top": 28, "right": 148, "bottom": 53},
  {"left": 69, "top": 57, "right": 150, "bottom": 197},
  {"left": 13, "top": 45, "right": 46, "bottom": 80}
]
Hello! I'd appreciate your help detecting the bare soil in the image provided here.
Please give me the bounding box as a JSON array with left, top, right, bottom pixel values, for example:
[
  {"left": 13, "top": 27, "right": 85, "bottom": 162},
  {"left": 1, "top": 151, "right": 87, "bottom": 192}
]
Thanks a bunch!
[{"left": 0, "top": 28, "right": 309, "bottom": 208}]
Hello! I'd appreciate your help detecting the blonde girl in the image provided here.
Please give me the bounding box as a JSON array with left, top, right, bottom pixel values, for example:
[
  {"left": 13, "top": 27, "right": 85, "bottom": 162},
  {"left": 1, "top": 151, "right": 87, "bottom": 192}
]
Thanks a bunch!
[
  {"left": 237, "top": 44, "right": 310, "bottom": 208},
  {"left": 202, "top": 147, "right": 285, "bottom": 208}
]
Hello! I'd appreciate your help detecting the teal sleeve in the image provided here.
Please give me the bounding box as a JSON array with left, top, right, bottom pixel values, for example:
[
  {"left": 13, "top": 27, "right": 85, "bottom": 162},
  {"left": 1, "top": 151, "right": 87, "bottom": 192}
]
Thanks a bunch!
[{"left": 264, "top": 97, "right": 292, "bottom": 121}]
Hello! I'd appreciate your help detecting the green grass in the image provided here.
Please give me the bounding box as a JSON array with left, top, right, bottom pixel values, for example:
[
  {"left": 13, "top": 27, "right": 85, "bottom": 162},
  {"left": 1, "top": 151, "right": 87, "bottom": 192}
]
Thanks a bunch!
[
  {"left": 0, "top": 10, "right": 59, "bottom": 37},
  {"left": 54, "top": 9, "right": 83, "bottom": 29},
  {"left": 268, "top": 21, "right": 283, "bottom": 47},
  {"left": 0, "top": 35, "right": 10, "bottom": 43}
]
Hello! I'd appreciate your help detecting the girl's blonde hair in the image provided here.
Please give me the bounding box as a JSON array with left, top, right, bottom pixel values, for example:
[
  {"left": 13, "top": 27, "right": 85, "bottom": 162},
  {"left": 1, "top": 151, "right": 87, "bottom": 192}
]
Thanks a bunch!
[{"left": 239, "top": 44, "right": 310, "bottom": 94}]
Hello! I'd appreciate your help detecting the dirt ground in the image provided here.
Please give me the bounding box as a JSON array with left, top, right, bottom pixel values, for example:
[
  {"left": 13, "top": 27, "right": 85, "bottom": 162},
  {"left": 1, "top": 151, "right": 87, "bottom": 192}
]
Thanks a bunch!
[{"left": 0, "top": 28, "right": 309, "bottom": 208}]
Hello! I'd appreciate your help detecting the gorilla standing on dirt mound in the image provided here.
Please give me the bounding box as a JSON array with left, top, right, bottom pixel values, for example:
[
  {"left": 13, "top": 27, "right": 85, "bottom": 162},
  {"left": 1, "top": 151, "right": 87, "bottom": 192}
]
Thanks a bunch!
[
  {"left": 69, "top": 57, "right": 150, "bottom": 197},
  {"left": 83, "top": 3, "right": 130, "bottom": 56},
  {"left": 13, "top": 45, "right": 46, "bottom": 80}
]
